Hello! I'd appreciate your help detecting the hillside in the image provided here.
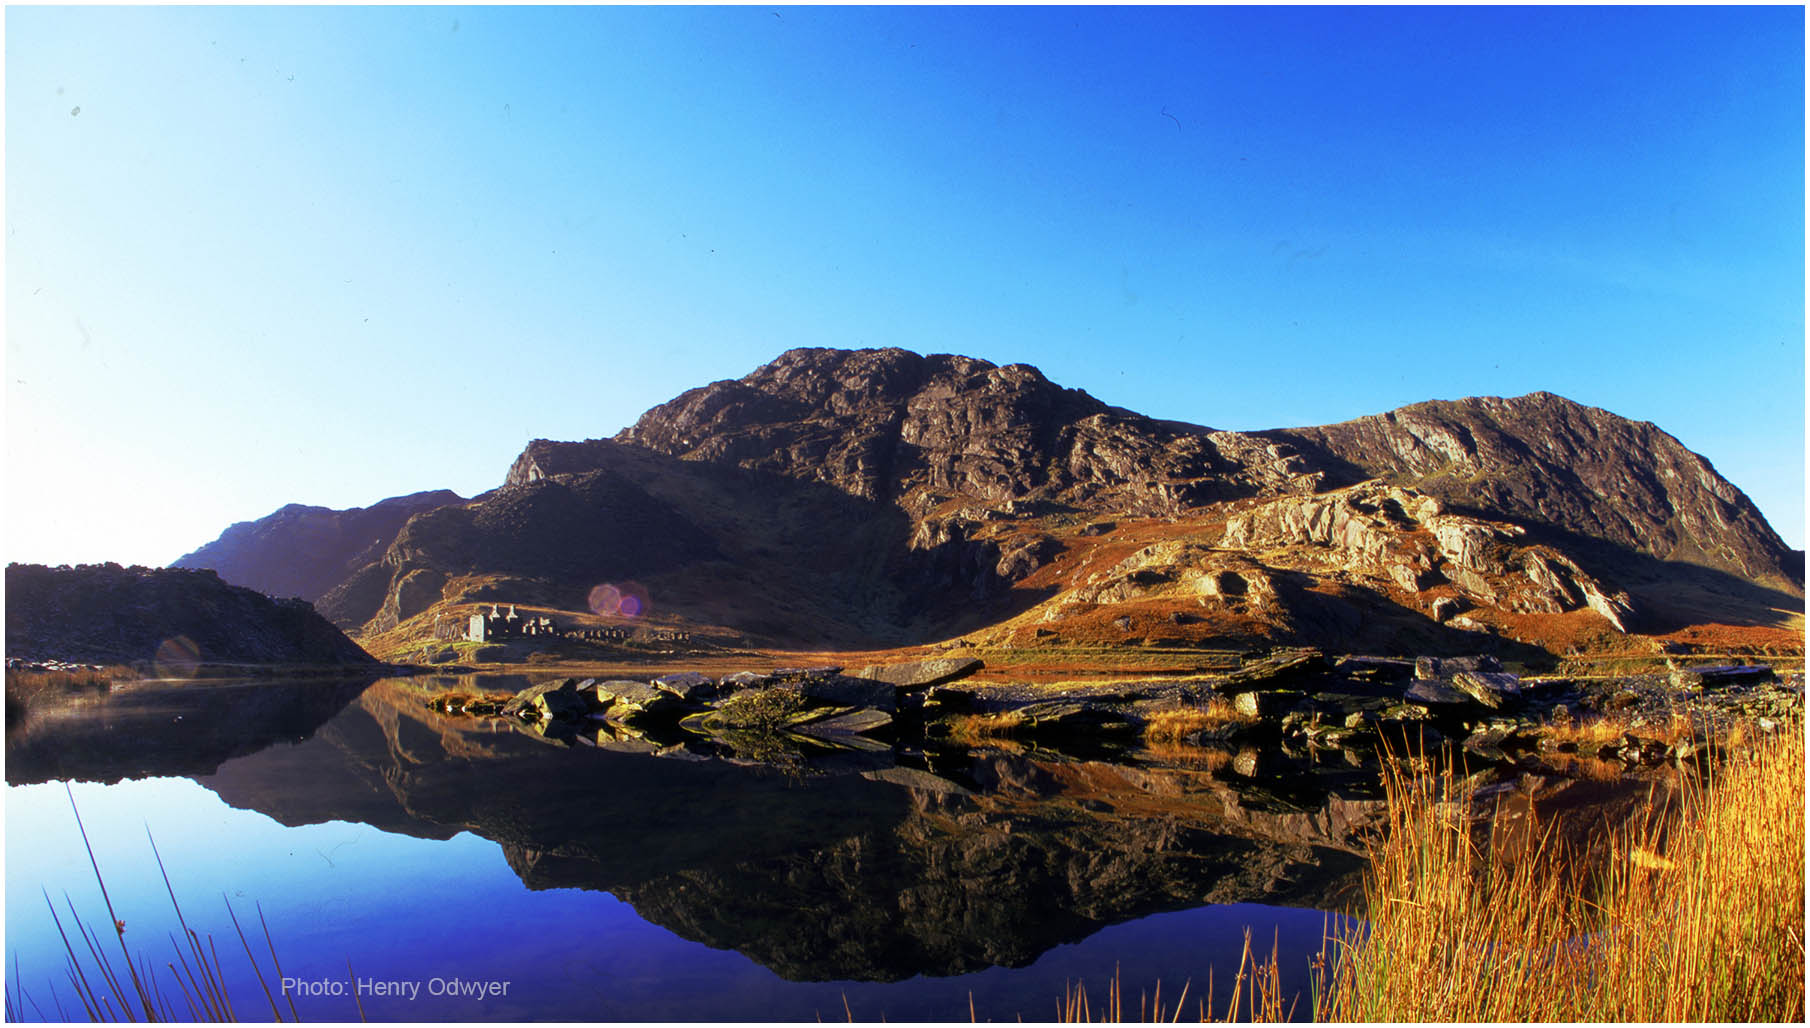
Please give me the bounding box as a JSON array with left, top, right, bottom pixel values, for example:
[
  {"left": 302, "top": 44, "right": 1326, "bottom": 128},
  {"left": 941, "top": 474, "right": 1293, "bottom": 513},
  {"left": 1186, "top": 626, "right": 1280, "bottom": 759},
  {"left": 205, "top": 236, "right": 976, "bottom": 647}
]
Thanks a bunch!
[
  {"left": 172, "top": 348, "right": 1803, "bottom": 661},
  {"left": 4, "top": 563, "right": 377, "bottom": 669},
  {"left": 172, "top": 489, "right": 463, "bottom": 602}
]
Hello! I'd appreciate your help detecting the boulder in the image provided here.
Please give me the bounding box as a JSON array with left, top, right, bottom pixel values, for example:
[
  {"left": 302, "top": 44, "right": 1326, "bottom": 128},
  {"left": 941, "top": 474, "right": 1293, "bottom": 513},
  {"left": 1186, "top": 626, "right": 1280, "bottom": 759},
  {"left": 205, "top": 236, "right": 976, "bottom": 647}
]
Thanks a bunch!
[
  {"left": 1334, "top": 656, "right": 1415, "bottom": 682},
  {"left": 653, "top": 671, "right": 717, "bottom": 702},
  {"left": 1403, "top": 680, "right": 1475, "bottom": 708},
  {"left": 1012, "top": 700, "right": 1136, "bottom": 733},
  {"left": 502, "top": 678, "right": 583, "bottom": 719},
  {"left": 719, "top": 670, "right": 775, "bottom": 691},
  {"left": 1414, "top": 655, "right": 1501, "bottom": 680},
  {"left": 800, "top": 675, "right": 897, "bottom": 712},
  {"left": 794, "top": 707, "right": 894, "bottom": 737},
  {"left": 771, "top": 666, "right": 843, "bottom": 680},
  {"left": 593, "top": 679, "right": 687, "bottom": 722},
  {"left": 1669, "top": 665, "right": 1776, "bottom": 690},
  {"left": 1222, "top": 649, "right": 1330, "bottom": 688},
  {"left": 856, "top": 657, "right": 983, "bottom": 689},
  {"left": 1451, "top": 671, "right": 1523, "bottom": 710},
  {"left": 1429, "top": 596, "right": 1464, "bottom": 623},
  {"left": 1234, "top": 689, "right": 1306, "bottom": 720}
]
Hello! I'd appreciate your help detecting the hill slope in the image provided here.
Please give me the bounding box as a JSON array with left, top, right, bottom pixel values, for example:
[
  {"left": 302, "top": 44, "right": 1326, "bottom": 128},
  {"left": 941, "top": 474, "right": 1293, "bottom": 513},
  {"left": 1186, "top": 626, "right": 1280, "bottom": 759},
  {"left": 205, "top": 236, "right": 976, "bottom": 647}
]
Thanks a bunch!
[{"left": 172, "top": 348, "right": 1802, "bottom": 658}]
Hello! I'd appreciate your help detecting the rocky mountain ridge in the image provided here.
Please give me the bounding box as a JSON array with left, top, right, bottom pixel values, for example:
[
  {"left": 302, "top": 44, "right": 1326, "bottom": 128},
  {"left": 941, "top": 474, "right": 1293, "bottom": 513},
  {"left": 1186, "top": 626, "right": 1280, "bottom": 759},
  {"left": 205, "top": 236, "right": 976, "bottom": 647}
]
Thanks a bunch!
[
  {"left": 172, "top": 347, "right": 1801, "bottom": 658},
  {"left": 172, "top": 489, "right": 463, "bottom": 601}
]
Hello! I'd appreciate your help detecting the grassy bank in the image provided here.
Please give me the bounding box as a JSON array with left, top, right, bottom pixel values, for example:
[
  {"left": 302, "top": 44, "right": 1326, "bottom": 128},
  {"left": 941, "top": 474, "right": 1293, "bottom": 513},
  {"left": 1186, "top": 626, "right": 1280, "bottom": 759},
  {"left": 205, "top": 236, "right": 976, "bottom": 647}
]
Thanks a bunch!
[
  {"left": 1051, "top": 714, "right": 1803, "bottom": 1023},
  {"left": 1312, "top": 715, "right": 1803, "bottom": 1021}
]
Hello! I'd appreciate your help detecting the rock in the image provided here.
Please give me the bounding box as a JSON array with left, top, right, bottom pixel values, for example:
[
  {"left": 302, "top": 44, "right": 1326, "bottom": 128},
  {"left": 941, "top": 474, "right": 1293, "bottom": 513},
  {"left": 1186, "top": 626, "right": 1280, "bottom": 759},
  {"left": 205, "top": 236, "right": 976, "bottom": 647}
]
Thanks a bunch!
[
  {"left": 1403, "top": 680, "right": 1475, "bottom": 708},
  {"left": 1222, "top": 649, "right": 1330, "bottom": 688},
  {"left": 1076, "top": 521, "right": 1117, "bottom": 537},
  {"left": 1011, "top": 700, "right": 1136, "bottom": 733},
  {"left": 653, "top": 671, "right": 717, "bottom": 702},
  {"left": 1230, "top": 748, "right": 1265, "bottom": 777},
  {"left": 1112, "top": 616, "right": 1134, "bottom": 632},
  {"left": 921, "top": 685, "right": 975, "bottom": 715},
  {"left": 1415, "top": 655, "right": 1501, "bottom": 680},
  {"left": 1234, "top": 689, "right": 1306, "bottom": 720},
  {"left": 1429, "top": 596, "right": 1464, "bottom": 623},
  {"left": 503, "top": 678, "right": 589, "bottom": 721},
  {"left": 1335, "top": 656, "right": 1415, "bottom": 682},
  {"left": 593, "top": 679, "right": 688, "bottom": 721},
  {"left": 856, "top": 657, "right": 983, "bottom": 689},
  {"left": 794, "top": 708, "right": 894, "bottom": 737},
  {"left": 719, "top": 670, "right": 775, "bottom": 691},
  {"left": 1450, "top": 671, "right": 1523, "bottom": 710},
  {"left": 799, "top": 675, "right": 897, "bottom": 712},
  {"left": 1389, "top": 563, "right": 1441, "bottom": 593},
  {"left": 1669, "top": 665, "right": 1776, "bottom": 690},
  {"left": 772, "top": 666, "right": 843, "bottom": 680},
  {"left": 1447, "top": 615, "right": 1492, "bottom": 633}
]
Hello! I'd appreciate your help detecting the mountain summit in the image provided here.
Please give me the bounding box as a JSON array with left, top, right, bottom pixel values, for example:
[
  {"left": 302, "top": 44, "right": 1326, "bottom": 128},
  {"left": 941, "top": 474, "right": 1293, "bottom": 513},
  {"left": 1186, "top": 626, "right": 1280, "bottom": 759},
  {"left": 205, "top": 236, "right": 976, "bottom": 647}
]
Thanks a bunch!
[{"left": 176, "top": 348, "right": 1802, "bottom": 658}]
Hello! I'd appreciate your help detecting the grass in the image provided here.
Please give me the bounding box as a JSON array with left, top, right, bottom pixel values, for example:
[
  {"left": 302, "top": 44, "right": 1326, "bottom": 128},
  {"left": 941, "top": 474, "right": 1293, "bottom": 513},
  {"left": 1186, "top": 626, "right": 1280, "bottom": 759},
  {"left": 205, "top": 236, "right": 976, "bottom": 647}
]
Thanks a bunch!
[
  {"left": 948, "top": 710, "right": 1027, "bottom": 742},
  {"left": 1313, "top": 715, "right": 1804, "bottom": 1021},
  {"left": 5, "top": 667, "right": 126, "bottom": 716},
  {"left": 7, "top": 785, "right": 316, "bottom": 1023},
  {"left": 1142, "top": 698, "right": 1253, "bottom": 744}
]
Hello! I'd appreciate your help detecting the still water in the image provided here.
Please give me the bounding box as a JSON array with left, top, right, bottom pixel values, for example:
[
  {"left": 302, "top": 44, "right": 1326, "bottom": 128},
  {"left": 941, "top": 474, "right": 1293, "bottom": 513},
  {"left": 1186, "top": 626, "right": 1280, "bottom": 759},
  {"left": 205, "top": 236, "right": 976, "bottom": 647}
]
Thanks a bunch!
[{"left": 5, "top": 676, "right": 1373, "bottom": 1021}]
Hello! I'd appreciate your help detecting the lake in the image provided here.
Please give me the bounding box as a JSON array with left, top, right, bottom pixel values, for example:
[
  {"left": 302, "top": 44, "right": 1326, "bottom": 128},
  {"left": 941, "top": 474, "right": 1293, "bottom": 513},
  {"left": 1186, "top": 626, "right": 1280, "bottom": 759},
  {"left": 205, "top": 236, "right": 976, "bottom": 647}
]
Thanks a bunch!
[{"left": 5, "top": 675, "right": 1375, "bottom": 1022}]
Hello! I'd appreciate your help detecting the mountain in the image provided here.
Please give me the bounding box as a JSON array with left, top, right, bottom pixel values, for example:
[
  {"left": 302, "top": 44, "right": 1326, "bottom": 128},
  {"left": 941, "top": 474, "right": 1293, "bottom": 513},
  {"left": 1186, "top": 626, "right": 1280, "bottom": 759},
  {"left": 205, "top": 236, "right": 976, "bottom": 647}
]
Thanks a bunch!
[
  {"left": 172, "top": 489, "right": 464, "bottom": 602},
  {"left": 173, "top": 348, "right": 1802, "bottom": 659},
  {"left": 4, "top": 563, "right": 377, "bottom": 668}
]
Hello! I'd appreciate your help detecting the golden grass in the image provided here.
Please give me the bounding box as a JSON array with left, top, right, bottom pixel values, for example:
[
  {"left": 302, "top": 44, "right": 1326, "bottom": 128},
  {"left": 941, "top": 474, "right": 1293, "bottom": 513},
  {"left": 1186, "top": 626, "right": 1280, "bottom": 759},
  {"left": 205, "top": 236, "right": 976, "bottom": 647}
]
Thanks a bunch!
[
  {"left": 949, "top": 710, "right": 1027, "bottom": 742},
  {"left": 1142, "top": 698, "right": 1252, "bottom": 744},
  {"left": 1315, "top": 717, "right": 1805, "bottom": 1021},
  {"left": 1541, "top": 708, "right": 1698, "bottom": 750}
]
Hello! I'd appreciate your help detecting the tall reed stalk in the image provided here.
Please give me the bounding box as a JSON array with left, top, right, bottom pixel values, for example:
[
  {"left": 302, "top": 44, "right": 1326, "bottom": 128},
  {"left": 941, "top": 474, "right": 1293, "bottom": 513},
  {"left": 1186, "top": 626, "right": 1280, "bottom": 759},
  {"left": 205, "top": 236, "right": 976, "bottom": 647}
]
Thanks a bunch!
[
  {"left": 5, "top": 786, "right": 309, "bottom": 1023},
  {"left": 1316, "top": 718, "right": 1805, "bottom": 1021}
]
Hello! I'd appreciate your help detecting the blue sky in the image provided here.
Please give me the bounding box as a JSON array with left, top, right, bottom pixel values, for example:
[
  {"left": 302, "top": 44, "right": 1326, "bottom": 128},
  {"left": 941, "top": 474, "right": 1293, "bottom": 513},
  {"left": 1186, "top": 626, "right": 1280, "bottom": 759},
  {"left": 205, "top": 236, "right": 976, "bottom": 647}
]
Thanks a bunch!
[{"left": 6, "top": 5, "right": 1803, "bottom": 566}]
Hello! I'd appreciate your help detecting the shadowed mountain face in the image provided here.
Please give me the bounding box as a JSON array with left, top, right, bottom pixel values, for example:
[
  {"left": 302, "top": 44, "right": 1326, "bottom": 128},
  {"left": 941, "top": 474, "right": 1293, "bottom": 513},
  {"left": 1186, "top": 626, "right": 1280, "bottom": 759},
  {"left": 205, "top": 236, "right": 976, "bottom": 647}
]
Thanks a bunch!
[
  {"left": 172, "top": 490, "right": 463, "bottom": 603},
  {"left": 172, "top": 348, "right": 1801, "bottom": 654}
]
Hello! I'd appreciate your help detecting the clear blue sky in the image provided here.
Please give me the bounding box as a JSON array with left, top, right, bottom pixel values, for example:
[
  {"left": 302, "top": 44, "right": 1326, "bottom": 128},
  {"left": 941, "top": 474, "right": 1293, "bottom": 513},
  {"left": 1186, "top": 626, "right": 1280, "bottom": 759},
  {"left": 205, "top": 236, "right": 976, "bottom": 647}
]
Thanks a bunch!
[{"left": 6, "top": 5, "right": 1803, "bottom": 567}]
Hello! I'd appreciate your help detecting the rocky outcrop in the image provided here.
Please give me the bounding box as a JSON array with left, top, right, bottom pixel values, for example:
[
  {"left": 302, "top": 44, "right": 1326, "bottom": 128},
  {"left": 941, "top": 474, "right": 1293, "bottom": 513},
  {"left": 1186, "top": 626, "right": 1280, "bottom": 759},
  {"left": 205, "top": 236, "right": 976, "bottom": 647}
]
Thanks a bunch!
[
  {"left": 173, "top": 490, "right": 463, "bottom": 603},
  {"left": 1264, "top": 393, "right": 1798, "bottom": 588},
  {"left": 1217, "top": 480, "right": 1641, "bottom": 631},
  {"left": 4, "top": 563, "right": 377, "bottom": 667}
]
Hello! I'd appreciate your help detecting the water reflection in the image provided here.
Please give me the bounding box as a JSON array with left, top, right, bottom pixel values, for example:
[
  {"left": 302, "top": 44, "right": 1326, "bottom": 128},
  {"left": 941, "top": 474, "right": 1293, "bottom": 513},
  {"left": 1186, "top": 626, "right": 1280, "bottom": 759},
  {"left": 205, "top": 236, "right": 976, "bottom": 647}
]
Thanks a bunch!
[{"left": 7, "top": 674, "right": 1388, "bottom": 1016}]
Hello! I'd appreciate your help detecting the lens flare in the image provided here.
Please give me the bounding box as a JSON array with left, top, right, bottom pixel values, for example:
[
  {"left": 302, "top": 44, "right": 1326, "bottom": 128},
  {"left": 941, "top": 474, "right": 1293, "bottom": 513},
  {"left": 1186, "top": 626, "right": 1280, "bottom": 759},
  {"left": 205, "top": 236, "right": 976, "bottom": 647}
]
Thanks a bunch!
[
  {"left": 587, "top": 584, "right": 623, "bottom": 616},
  {"left": 154, "top": 636, "right": 201, "bottom": 679},
  {"left": 587, "top": 582, "right": 650, "bottom": 619}
]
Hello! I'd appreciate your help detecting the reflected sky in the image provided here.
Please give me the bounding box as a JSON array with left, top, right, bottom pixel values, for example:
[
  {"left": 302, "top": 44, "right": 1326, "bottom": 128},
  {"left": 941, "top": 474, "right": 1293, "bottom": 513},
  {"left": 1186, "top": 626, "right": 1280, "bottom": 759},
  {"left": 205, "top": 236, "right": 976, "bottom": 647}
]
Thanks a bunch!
[{"left": 6, "top": 775, "right": 1333, "bottom": 1021}]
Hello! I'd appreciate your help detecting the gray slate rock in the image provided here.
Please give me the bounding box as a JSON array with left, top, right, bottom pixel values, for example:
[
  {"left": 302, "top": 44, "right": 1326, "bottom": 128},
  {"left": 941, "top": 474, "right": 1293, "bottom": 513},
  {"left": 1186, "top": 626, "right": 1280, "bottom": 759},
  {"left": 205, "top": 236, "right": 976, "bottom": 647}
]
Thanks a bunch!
[
  {"left": 1451, "top": 671, "right": 1523, "bottom": 710},
  {"left": 1403, "top": 680, "right": 1475, "bottom": 708},
  {"left": 856, "top": 657, "right": 983, "bottom": 689},
  {"left": 503, "top": 678, "right": 583, "bottom": 719},
  {"left": 800, "top": 674, "right": 897, "bottom": 712},
  {"left": 653, "top": 671, "right": 716, "bottom": 701},
  {"left": 1234, "top": 689, "right": 1306, "bottom": 719},
  {"left": 1415, "top": 655, "right": 1502, "bottom": 680},
  {"left": 1222, "top": 649, "right": 1330, "bottom": 688},
  {"left": 1669, "top": 665, "right": 1776, "bottom": 690}
]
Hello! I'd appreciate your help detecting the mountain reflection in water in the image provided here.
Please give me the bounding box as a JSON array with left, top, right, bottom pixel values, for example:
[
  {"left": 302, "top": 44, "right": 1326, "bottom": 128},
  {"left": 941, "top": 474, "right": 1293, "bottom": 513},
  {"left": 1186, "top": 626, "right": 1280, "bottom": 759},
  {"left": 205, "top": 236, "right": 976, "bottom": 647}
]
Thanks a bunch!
[{"left": 6, "top": 675, "right": 1383, "bottom": 1019}]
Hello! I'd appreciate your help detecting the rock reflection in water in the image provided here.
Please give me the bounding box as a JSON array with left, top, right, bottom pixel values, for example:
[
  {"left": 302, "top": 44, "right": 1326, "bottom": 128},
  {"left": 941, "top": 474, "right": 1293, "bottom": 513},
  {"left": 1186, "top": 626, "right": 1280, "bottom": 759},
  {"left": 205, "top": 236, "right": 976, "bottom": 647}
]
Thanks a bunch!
[{"left": 171, "top": 678, "right": 1381, "bottom": 984}]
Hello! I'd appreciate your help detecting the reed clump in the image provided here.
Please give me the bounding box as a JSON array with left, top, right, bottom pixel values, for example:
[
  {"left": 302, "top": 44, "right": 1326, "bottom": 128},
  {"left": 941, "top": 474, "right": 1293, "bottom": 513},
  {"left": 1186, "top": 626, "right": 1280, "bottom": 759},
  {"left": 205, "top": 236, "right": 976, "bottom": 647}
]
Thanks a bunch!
[
  {"left": 1315, "top": 716, "right": 1804, "bottom": 1021},
  {"left": 1141, "top": 698, "right": 1253, "bottom": 744}
]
